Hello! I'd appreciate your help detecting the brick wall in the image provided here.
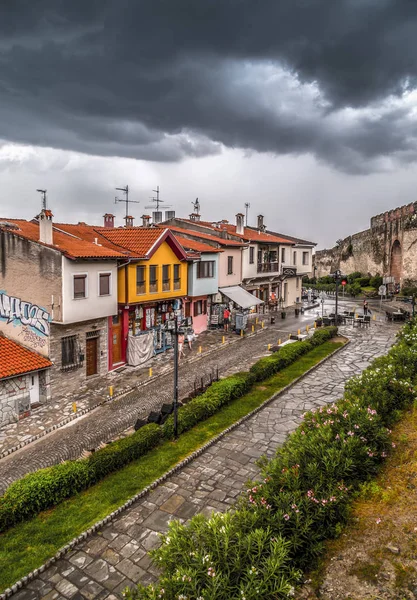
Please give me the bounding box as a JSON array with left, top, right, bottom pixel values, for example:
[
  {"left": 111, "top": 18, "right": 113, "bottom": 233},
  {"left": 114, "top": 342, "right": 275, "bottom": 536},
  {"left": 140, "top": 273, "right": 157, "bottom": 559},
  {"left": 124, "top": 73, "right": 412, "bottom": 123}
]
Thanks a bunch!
[{"left": 49, "top": 317, "right": 108, "bottom": 399}]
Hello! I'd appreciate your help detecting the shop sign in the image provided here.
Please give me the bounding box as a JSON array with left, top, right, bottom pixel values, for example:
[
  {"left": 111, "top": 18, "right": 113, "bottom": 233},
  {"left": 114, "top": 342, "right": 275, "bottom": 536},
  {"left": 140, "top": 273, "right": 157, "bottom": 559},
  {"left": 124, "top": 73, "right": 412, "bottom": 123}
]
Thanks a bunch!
[{"left": 282, "top": 267, "right": 297, "bottom": 277}]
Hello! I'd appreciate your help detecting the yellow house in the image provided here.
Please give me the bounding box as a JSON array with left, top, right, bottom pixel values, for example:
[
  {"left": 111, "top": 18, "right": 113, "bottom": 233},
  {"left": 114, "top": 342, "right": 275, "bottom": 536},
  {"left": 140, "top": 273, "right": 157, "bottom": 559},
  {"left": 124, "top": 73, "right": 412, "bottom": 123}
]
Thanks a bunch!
[{"left": 98, "top": 227, "right": 191, "bottom": 364}]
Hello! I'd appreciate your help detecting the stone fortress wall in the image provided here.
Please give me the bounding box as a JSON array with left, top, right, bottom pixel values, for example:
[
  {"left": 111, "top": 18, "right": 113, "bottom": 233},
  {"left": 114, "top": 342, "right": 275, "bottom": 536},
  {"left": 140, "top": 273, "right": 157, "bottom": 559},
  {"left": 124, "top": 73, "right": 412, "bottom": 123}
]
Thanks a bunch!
[{"left": 314, "top": 201, "right": 417, "bottom": 285}]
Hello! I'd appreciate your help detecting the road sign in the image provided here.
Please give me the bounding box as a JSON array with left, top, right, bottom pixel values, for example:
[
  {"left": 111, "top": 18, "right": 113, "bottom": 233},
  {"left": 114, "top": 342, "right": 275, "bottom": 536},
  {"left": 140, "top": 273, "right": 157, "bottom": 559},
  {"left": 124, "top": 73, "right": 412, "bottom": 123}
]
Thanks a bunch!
[
  {"left": 341, "top": 280, "right": 347, "bottom": 286},
  {"left": 378, "top": 285, "right": 386, "bottom": 296}
]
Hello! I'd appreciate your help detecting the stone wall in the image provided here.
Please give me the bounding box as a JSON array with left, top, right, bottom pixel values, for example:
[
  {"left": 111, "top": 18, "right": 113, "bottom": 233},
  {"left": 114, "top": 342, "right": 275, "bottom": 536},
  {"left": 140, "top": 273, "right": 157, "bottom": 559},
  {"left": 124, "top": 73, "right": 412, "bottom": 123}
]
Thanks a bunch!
[
  {"left": 0, "top": 375, "right": 29, "bottom": 425},
  {"left": 49, "top": 317, "right": 108, "bottom": 400},
  {"left": 314, "top": 201, "right": 417, "bottom": 285}
]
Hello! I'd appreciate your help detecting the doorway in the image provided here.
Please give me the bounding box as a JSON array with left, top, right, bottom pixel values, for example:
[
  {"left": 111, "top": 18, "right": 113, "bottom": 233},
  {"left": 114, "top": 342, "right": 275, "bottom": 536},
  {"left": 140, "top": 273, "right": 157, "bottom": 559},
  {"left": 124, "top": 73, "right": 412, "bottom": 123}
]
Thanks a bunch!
[
  {"left": 86, "top": 335, "right": 99, "bottom": 376},
  {"left": 28, "top": 372, "right": 40, "bottom": 406},
  {"left": 111, "top": 316, "right": 122, "bottom": 365}
]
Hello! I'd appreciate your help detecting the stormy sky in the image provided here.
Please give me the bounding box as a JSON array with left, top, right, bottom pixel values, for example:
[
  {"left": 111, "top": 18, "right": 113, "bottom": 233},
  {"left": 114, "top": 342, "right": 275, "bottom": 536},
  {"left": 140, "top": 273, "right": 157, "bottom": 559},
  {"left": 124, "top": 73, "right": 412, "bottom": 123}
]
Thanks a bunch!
[{"left": 1, "top": 0, "right": 417, "bottom": 247}]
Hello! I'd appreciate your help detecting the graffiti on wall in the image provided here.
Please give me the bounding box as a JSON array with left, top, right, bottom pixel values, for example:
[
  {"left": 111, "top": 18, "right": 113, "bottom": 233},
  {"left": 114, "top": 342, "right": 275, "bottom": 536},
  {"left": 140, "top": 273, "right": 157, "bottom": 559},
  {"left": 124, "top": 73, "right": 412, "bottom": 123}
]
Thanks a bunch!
[{"left": 0, "top": 292, "right": 50, "bottom": 336}]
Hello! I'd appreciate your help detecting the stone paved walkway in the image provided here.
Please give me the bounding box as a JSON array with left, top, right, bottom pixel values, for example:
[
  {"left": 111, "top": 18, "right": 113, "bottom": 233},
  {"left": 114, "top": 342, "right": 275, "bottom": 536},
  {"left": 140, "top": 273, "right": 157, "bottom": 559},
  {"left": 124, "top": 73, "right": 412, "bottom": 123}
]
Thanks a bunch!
[
  {"left": 0, "top": 306, "right": 326, "bottom": 493},
  {"left": 6, "top": 322, "right": 399, "bottom": 600}
]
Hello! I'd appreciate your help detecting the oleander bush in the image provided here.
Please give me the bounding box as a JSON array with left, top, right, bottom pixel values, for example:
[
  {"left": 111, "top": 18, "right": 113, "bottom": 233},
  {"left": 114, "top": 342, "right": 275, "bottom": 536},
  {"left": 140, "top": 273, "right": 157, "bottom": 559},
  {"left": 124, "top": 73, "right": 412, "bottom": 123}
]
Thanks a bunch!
[
  {"left": 124, "top": 322, "right": 417, "bottom": 600},
  {"left": 0, "top": 327, "right": 338, "bottom": 534}
]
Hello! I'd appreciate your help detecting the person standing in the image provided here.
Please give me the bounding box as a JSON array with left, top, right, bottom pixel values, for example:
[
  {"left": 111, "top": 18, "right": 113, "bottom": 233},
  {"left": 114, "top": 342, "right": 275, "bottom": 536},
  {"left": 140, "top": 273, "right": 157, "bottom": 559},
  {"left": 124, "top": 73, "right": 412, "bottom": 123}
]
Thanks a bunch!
[
  {"left": 363, "top": 300, "right": 369, "bottom": 316},
  {"left": 223, "top": 307, "right": 231, "bottom": 332}
]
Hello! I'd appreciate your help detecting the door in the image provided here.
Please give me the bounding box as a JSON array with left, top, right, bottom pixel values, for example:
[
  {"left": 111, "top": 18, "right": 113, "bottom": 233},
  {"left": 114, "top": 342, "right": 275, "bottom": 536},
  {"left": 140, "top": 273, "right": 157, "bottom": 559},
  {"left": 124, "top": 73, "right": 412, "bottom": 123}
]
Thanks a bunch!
[
  {"left": 86, "top": 337, "right": 98, "bottom": 376},
  {"left": 283, "top": 282, "right": 288, "bottom": 307},
  {"left": 28, "top": 372, "right": 40, "bottom": 406},
  {"left": 112, "top": 318, "right": 122, "bottom": 365}
]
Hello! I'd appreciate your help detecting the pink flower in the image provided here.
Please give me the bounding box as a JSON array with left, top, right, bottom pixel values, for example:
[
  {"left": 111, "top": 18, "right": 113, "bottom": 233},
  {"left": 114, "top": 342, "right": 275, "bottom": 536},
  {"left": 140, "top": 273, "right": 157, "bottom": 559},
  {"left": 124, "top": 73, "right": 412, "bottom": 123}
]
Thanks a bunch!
[
  {"left": 392, "top": 442, "right": 396, "bottom": 448},
  {"left": 283, "top": 514, "right": 290, "bottom": 521},
  {"left": 376, "top": 518, "right": 381, "bottom": 524}
]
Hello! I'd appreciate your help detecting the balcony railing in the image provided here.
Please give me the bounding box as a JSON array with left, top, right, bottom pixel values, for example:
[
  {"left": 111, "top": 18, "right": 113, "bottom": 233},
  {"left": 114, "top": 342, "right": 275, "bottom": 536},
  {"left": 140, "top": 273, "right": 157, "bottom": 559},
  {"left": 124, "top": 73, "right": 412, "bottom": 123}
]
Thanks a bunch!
[{"left": 257, "top": 261, "right": 279, "bottom": 273}]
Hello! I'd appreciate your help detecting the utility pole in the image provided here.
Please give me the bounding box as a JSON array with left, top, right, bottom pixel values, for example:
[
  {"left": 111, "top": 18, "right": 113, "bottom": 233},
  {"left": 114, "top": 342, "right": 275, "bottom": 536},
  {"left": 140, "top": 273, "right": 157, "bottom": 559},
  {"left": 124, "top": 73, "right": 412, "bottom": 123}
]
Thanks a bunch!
[{"left": 332, "top": 269, "right": 342, "bottom": 324}]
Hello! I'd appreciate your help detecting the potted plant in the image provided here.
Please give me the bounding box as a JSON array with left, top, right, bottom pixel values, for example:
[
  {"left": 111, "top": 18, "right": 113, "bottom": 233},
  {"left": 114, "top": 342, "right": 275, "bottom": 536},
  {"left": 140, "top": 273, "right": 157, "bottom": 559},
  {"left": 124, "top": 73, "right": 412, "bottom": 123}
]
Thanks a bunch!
[{"left": 281, "top": 310, "right": 287, "bottom": 319}]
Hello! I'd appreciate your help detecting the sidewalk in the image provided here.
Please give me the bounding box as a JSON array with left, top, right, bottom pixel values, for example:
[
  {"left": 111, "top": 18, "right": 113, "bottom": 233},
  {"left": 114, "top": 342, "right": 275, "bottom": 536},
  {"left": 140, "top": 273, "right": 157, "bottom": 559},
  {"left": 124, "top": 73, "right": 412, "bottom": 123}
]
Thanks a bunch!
[
  {"left": 0, "top": 309, "right": 320, "bottom": 493},
  {"left": 3, "top": 322, "right": 399, "bottom": 600}
]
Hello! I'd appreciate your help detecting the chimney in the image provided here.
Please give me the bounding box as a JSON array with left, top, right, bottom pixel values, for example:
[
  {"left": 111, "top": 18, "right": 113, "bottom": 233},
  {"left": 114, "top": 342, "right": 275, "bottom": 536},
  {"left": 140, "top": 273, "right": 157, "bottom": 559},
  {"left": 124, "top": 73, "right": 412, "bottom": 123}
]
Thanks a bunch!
[
  {"left": 39, "top": 208, "right": 53, "bottom": 245},
  {"left": 103, "top": 213, "right": 115, "bottom": 228},
  {"left": 141, "top": 214, "right": 151, "bottom": 227},
  {"left": 235, "top": 213, "right": 245, "bottom": 235},
  {"left": 189, "top": 213, "right": 201, "bottom": 222},
  {"left": 124, "top": 215, "right": 134, "bottom": 227},
  {"left": 257, "top": 214, "right": 265, "bottom": 232}
]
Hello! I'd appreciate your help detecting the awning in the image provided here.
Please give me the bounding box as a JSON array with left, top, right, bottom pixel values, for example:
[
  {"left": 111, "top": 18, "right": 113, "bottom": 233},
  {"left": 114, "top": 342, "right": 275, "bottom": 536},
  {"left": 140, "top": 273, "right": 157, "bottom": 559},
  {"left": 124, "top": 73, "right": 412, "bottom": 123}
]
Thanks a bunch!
[{"left": 220, "top": 286, "right": 264, "bottom": 309}]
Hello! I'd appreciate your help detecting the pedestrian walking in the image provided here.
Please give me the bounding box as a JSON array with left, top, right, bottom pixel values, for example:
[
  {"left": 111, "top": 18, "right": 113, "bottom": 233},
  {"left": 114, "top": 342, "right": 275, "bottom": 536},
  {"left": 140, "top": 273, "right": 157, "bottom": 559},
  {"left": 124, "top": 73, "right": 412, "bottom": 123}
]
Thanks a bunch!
[
  {"left": 223, "top": 307, "right": 231, "bottom": 332},
  {"left": 178, "top": 333, "right": 185, "bottom": 360},
  {"left": 186, "top": 329, "right": 194, "bottom": 350},
  {"left": 363, "top": 300, "right": 369, "bottom": 315}
]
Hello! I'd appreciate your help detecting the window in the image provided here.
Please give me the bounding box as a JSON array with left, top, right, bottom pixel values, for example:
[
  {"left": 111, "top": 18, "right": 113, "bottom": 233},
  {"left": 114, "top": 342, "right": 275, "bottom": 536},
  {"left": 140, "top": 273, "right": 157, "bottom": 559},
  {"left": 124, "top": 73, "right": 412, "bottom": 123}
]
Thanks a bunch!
[
  {"left": 197, "top": 260, "right": 215, "bottom": 278},
  {"left": 73, "top": 274, "right": 87, "bottom": 299},
  {"left": 149, "top": 265, "right": 158, "bottom": 293},
  {"left": 61, "top": 335, "right": 78, "bottom": 368},
  {"left": 174, "top": 264, "right": 181, "bottom": 290},
  {"left": 293, "top": 251, "right": 297, "bottom": 265},
  {"left": 136, "top": 266, "right": 146, "bottom": 294},
  {"left": 281, "top": 248, "right": 285, "bottom": 263},
  {"left": 193, "top": 300, "right": 207, "bottom": 317},
  {"left": 227, "top": 256, "right": 233, "bottom": 275},
  {"left": 162, "top": 265, "right": 170, "bottom": 291},
  {"left": 99, "top": 273, "right": 111, "bottom": 296},
  {"left": 302, "top": 251, "right": 309, "bottom": 266},
  {"left": 249, "top": 247, "right": 255, "bottom": 264}
]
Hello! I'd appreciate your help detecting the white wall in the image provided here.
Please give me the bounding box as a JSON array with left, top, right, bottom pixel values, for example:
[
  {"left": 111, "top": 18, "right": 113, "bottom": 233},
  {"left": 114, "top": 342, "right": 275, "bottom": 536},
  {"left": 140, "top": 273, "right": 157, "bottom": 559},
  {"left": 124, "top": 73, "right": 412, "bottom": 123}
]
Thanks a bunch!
[
  {"left": 241, "top": 244, "right": 258, "bottom": 279},
  {"left": 282, "top": 246, "right": 313, "bottom": 276},
  {"left": 62, "top": 258, "right": 118, "bottom": 323}
]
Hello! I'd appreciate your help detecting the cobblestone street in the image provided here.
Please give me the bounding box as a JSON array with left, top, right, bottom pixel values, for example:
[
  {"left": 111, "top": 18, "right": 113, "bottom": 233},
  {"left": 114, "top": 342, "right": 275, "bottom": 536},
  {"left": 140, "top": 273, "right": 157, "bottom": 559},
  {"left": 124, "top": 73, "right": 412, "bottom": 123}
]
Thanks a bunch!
[
  {"left": 0, "top": 306, "right": 324, "bottom": 493},
  {"left": 4, "top": 322, "right": 399, "bottom": 600}
]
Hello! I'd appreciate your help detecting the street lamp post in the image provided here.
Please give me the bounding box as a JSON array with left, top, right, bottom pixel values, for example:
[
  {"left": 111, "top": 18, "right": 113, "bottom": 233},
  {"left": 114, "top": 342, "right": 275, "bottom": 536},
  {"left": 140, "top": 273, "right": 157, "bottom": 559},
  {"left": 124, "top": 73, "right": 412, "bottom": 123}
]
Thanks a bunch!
[
  {"left": 173, "top": 317, "right": 179, "bottom": 439},
  {"left": 332, "top": 269, "right": 342, "bottom": 324}
]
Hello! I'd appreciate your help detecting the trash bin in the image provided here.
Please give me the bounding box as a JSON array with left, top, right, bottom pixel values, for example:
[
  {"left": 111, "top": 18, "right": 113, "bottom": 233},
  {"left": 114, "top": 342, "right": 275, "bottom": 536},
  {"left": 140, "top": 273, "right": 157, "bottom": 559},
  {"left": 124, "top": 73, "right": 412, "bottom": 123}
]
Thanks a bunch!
[
  {"left": 270, "top": 316, "right": 275, "bottom": 324},
  {"left": 294, "top": 308, "right": 300, "bottom": 316}
]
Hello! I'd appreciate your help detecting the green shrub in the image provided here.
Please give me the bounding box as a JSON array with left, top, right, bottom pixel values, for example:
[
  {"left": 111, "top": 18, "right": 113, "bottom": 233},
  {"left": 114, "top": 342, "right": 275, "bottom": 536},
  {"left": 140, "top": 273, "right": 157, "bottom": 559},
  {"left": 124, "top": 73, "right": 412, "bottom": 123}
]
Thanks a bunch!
[
  {"left": 358, "top": 276, "right": 371, "bottom": 287},
  {"left": 370, "top": 275, "right": 383, "bottom": 289},
  {"left": 0, "top": 424, "right": 161, "bottom": 532},
  {"left": 347, "top": 271, "right": 362, "bottom": 284},
  {"left": 128, "top": 322, "right": 417, "bottom": 600},
  {"left": 162, "top": 372, "right": 255, "bottom": 438}
]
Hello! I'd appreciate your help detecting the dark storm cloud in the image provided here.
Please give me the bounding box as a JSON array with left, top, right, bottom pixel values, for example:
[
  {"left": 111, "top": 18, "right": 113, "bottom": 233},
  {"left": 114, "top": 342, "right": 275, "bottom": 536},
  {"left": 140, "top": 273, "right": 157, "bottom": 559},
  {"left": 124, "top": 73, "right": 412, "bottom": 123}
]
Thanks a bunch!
[{"left": 1, "top": 0, "right": 417, "bottom": 171}]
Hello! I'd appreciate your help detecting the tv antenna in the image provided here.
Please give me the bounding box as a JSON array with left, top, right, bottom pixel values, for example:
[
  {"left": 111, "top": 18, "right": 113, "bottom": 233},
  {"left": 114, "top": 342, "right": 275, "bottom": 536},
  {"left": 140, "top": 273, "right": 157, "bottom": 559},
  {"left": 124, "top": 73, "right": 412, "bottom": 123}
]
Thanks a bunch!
[
  {"left": 114, "top": 185, "right": 140, "bottom": 218},
  {"left": 37, "top": 189, "right": 47, "bottom": 210},
  {"left": 145, "top": 186, "right": 172, "bottom": 212},
  {"left": 191, "top": 198, "right": 200, "bottom": 215},
  {"left": 244, "top": 202, "right": 250, "bottom": 226}
]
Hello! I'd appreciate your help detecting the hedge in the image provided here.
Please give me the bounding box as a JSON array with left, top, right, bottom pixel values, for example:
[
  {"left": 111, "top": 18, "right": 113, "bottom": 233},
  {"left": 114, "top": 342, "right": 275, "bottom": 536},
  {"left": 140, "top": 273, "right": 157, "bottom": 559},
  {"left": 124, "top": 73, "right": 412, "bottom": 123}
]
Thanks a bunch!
[
  {"left": 0, "top": 424, "right": 162, "bottom": 532},
  {"left": 125, "top": 321, "right": 417, "bottom": 600},
  {"left": 0, "top": 327, "right": 338, "bottom": 533}
]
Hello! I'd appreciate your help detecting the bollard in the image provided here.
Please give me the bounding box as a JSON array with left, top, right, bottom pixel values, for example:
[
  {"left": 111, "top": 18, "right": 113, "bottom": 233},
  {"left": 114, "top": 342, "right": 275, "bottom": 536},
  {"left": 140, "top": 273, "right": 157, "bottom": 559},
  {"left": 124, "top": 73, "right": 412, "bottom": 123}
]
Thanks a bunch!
[
  {"left": 222, "top": 336, "right": 225, "bottom": 344},
  {"left": 288, "top": 333, "right": 291, "bottom": 339},
  {"left": 314, "top": 321, "right": 317, "bottom": 329},
  {"left": 252, "top": 325, "right": 255, "bottom": 333},
  {"left": 240, "top": 329, "right": 244, "bottom": 337},
  {"left": 306, "top": 325, "right": 309, "bottom": 332},
  {"left": 268, "top": 343, "right": 271, "bottom": 350},
  {"left": 72, "top": 402, "right": 77, "bottom": 413},
  {"left": 255, "top": 317, "right": 258, "bottom": 325},
  {"left": 109, "top": 385, "right": 114, "bottom": 398},
  {"left": 149, "top": 367, "right": 152, "bottom": 378},
  {"left": 261, "top": 321, "right": 264, "bottom": 328},
  {"left": 297, "top": 328, "right": 301, "bottom": 335},
  {"left": 198, "top": 345, "right": 202, "bottom": 353},
  {"left": 373, "top": 314, "right": 376, "bottom": 321},
  {"left": 278, "top": 338, "right": 281, "bottom": 345}
]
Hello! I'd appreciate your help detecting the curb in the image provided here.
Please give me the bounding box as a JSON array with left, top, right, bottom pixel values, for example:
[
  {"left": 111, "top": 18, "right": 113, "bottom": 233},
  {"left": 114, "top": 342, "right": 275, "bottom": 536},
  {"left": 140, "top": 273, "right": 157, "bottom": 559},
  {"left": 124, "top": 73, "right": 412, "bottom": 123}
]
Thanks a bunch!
[
  {"left": 0, "top": 337, "right": 349, "bottom": 599},
  {"left": 0, "top": 326, "right": 270, "bottom": 461}
]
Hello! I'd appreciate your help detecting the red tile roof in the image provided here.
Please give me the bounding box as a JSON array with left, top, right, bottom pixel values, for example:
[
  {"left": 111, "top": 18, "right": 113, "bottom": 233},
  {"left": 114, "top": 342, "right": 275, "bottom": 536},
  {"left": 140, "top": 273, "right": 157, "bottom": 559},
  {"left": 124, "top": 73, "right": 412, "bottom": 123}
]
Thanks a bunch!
[
  {"left": 0, "top": 336, "right": 52, "bottom": 379},
  {"left": 0, "top": 220, "right": 125, "bottom": 259},
  {"left": 97, "top": 227, "right": 167, "bottom": 258},
  {"left": 181, "top": 220, "right": 294, "bottom": 244},
  {"left": 162, "top": 224, "right": 246, "bottom": 247},
  {"left": 173, "top": 235, "right": 223, "bottom": 254}
]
